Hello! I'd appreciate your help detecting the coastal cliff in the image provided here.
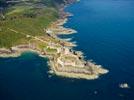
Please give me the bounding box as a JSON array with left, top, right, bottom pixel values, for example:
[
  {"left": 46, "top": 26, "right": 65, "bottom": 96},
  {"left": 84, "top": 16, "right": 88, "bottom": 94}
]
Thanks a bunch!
[{"left": 0, "top": 0, "right": 108, "bottom": 80}]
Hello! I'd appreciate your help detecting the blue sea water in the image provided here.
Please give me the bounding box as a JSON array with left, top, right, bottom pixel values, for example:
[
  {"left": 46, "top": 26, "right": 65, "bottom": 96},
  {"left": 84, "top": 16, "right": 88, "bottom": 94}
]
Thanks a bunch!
[{"left": 0, "top": 0, "right": 134, "bottom": 100}]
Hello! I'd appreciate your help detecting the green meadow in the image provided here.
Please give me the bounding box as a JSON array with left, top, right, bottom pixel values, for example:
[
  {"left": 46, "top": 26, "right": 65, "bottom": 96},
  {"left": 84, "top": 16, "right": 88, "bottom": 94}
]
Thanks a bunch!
[{"left": 0, "top": 0, "right": 61, "bottom": 48}]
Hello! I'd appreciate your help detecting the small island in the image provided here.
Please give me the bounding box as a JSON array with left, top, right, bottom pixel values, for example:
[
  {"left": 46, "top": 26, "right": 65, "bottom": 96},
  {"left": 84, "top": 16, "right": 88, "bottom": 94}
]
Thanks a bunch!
[{"left": 0, "top": 0, "right": 108, "bottom": 80}]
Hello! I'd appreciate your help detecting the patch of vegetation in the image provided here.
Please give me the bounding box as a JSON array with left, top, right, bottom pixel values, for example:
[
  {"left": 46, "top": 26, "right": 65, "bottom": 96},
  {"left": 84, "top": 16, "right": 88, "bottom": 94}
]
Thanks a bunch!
[
  {"left": 46, "top": 47, "right": 57, "bottom": 53},
  {"left": 0, "top": 0, "right": 63, "bottom": 48}
]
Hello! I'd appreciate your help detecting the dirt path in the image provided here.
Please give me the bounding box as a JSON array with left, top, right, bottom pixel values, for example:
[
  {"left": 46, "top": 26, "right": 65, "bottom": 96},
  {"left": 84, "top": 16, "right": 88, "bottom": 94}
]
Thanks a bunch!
[{"left": 7, "top": 28, "right": 48, "bottom": 44}]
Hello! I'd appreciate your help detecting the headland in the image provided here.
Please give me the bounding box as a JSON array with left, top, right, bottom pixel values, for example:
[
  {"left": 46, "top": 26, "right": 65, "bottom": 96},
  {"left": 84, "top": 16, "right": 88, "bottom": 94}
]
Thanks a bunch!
[{"left": 0, "top": 0, "right": 108, "bottom": 80}]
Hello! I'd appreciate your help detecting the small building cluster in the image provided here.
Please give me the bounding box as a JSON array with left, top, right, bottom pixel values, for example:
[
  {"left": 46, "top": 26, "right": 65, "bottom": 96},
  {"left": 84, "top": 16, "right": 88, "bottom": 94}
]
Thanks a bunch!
[{"left": 56, "top": 47, "right": 85, "bottom": 68}]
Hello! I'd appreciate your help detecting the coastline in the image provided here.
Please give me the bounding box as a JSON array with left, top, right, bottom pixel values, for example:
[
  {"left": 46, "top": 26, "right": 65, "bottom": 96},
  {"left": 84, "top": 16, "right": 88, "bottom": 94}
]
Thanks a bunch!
[{"left": 0, "top": 0, "right": 108, "bottom": 80}]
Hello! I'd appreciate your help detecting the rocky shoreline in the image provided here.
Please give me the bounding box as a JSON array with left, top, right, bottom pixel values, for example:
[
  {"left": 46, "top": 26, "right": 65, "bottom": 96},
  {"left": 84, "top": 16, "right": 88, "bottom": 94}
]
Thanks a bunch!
[{"left": 0, "top": 0, "right": 108, "bottom": 80}]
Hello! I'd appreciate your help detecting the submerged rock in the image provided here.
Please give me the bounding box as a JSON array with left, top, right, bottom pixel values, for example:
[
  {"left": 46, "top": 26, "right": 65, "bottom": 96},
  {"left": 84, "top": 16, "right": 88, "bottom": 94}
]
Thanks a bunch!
[{"left": 119, "top": 83, "right": 130, "bottom": 89}]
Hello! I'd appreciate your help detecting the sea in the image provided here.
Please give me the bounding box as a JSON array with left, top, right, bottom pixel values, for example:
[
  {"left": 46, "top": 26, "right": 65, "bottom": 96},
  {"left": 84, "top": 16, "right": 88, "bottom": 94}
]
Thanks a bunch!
[{"left": 0, "top": 0, "right": 134, "bottom": 100}]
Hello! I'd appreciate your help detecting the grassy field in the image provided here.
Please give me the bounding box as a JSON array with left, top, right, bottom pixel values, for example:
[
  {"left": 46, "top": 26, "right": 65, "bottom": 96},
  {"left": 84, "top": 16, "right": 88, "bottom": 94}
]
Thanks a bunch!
[{"left": 0, "top": 0, "right": 61, "bottom": 48}]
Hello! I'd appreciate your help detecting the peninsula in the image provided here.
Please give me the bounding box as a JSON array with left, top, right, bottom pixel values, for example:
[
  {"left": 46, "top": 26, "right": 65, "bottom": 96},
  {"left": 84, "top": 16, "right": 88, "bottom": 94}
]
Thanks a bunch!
[{"left": 0, "top": 0, "right": 108, "bottom": 80}]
